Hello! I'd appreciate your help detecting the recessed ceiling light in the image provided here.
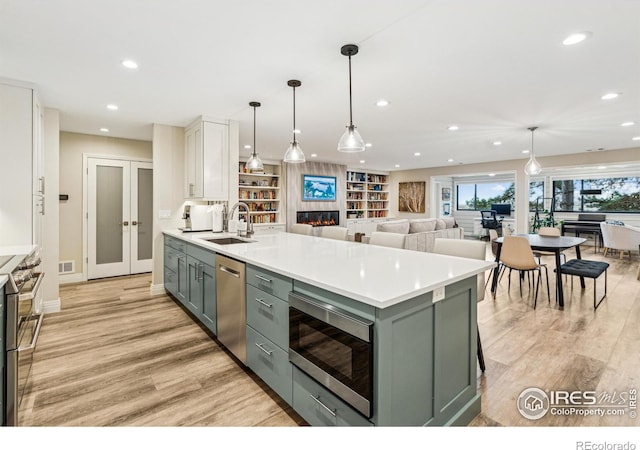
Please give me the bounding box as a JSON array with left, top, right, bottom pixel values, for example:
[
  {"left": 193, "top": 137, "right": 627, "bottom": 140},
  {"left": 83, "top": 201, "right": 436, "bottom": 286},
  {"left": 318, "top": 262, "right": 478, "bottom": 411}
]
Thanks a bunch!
[
  {"left": 492, "top": 141, "right": 502, "bottom": 146},
  {"left": 99, "top": 127, "right": 109, "bottom": 132},
  {"left": 311, "top": 153, "right": 317, "bottom": 157},
  {"left": 489, "top": 173, "right": 496, "bottom": 177},
  {"left": 562, "top": 32, "right": 592, "bottom": 46},
  {"left": 601, "top": 93, "right": 620, "bottom": 100},
  {"left": 121, "top": 59, "right": 138, "bottom": 69},
  {"left": 621, "top": 121, "right": 635, "bottom": 127},
  {"left": 414, "top": 152, "right": 421, "bottom": 156},
  {"left": 447, "top": 125, "right": 459, "bottom": 131},
  {"left": 106, "top": 104, "right": 118, "bottom": 110},
  {"left": 632, "top": 136, "right": 640, "bottom": 141},
  {"left": 365, "top": 143, "right": 373, "bottom": 148},
  {"left": 394, "top": 164, "right": 400, "bottom": 168},
  {"left": 447, "top": 158, "right": 455, "bottom": 163},
  {"left": 375, "top": 99, "right": 389, "bottom": 107},
  {"left": 293, "top": 129, "right": 301, "bottom": 134},
  {"left": 359, "top": 160, "right": 365, "bottom": 164},
  {"left": 522, "top": 150, "right": 530, "bottom": 154},
  {"left": 244, "top": 144, "right": 251, "bottom": 149}
]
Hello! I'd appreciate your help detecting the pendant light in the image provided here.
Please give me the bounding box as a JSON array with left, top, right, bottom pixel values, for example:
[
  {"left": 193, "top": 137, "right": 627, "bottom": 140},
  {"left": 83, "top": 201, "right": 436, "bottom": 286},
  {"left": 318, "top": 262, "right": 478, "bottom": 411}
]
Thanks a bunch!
[
  {"left": 524, "top": 126, "right": 542, "bottom": 175},
  {"left": 337, "top": 44, "right": 365, "bottom": 153},
  {"left": 283, "top": 80, "right": 305, "bottom": 163},
  {"left": 245, "top": 101, "right": 264, "bottom": 172}
]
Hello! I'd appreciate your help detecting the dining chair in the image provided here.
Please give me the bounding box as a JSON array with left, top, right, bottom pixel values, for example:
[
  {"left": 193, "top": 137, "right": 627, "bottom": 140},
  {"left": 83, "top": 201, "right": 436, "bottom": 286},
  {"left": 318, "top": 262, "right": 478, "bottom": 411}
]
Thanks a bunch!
[
  {"left": 320, "top": 226, "right": 348, "bottom": 241},
  {"left": 289, "top": 223, "right": 313, "bottom": 236},
  {"left": 485, "top": 228, "right": 506, "bottom": 290},
  {"left": 369, "top": 231, "right": 406, "bottom": 249},
  {"left": 499, "top": 236, "right": 551, "bottom": 308},
  {"left": 533, "top": 226, "right": 567, "bottom": 268},
  {"left": 432, "top": 238, "right": 490, "bottom": 372}
]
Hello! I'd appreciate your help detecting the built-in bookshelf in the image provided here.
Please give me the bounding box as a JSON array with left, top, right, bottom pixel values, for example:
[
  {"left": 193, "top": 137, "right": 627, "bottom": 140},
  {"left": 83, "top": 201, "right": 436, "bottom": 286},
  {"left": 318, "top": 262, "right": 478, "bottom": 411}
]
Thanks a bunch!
[
  {"left": 238, "top": 161, "right": 284, "bottom": 226},
  {"left": 346, "top": 170, "right": 389, "bottom": 219}
]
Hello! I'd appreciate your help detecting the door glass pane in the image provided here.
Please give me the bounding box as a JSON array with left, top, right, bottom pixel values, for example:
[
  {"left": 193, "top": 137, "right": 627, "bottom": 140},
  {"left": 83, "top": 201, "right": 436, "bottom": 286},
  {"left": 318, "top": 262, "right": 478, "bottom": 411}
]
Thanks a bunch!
[
  {"left": 137, "top": 168, "right": 153, "bottom": 260},
  {"left": 96, "top": 165, "right": 123, "bottom": 265}
]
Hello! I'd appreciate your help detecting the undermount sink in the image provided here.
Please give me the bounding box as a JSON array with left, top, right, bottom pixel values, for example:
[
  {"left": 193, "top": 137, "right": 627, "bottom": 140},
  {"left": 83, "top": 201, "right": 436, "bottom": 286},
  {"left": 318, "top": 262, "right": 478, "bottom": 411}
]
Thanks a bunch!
[{"left": 204, "top": 237, "right": 254, "bottom": 245}]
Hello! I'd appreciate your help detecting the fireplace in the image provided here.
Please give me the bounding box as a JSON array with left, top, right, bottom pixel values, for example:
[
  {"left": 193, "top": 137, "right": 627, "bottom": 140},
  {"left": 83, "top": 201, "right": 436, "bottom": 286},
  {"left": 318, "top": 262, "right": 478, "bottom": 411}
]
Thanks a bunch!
[{"left": 296, "top": 210, "right": 339, "bottom": 227}]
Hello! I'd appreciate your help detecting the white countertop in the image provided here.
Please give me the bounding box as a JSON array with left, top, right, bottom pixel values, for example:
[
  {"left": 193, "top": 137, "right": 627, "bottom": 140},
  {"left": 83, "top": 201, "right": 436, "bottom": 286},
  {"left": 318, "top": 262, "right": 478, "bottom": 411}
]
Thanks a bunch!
[
  {"left": 0, "top": 244, "right": 37, "bottom": 257},
  {"left": 164, "top": 230, "right": 494, "bottom": 309},
  {"left": 0, "top": 274, "right": 7, "bottom": 289}
]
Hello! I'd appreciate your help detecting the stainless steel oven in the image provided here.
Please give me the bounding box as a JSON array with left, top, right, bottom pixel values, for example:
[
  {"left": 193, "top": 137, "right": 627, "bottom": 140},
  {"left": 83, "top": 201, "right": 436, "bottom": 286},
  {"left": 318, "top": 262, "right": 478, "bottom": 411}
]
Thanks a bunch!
[
  {"left": 288, "top": 292, "right": 373, "bottom": 418},
  {"left": 3, "top": 252, "right": 44, "bottom": 426}
]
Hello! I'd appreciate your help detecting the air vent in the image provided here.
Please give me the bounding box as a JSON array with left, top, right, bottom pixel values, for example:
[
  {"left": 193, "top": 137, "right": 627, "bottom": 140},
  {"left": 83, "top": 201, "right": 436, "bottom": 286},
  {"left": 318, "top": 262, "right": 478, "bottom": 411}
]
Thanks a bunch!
[{"left": 58, "top": 260, "right": 75, "bottom": 274}]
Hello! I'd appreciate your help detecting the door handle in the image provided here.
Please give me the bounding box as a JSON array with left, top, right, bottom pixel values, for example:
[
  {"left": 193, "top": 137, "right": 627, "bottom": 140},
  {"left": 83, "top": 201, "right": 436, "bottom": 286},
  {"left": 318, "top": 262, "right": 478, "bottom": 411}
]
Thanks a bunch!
[
  {"left": 122, "top": 221, "right": 129, "bottom": 226},
  {"left": 132, "top": 221, "right": 138, "bottom": 226}
]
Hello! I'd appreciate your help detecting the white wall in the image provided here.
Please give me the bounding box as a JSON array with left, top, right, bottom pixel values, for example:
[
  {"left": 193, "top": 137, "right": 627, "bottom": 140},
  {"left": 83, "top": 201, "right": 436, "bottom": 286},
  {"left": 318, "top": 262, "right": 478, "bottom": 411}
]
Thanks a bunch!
[
  {"left": 59, "top": 132, "right": 152, "bottom": 276},
  {"left": 43, "top": 109, "right": 60, "bottom": 311},
  {"left": 151, "top": 124, "right": 185, "bottom": 290}
]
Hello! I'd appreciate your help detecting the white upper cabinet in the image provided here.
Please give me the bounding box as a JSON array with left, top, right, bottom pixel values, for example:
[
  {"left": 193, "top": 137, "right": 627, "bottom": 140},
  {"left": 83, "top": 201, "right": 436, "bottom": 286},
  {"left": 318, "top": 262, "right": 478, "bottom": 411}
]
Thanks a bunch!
[{"left": 185, "top": 119, "right": 229, "bottom": 201}]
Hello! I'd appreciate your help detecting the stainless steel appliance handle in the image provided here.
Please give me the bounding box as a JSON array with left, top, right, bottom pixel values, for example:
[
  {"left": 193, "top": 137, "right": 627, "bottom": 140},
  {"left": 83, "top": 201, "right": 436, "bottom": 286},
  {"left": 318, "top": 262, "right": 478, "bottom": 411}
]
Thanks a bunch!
[
  {"left": 310, "top": 395, "right": 337, "bottom": 417},
  {"left": 255, "top": 342, "right": 273, "bottom": 356},
  {"left": 17, "top": 272, "right": 45, "bottom": 302},
  {"left": 254, "top": 297, "right": 273, "bottom": 308},
  {"left": 254, "top": 274, "right": 272, "bottom": 283},
  {"left": 18, "top": 313, "right": 44, "bottom": 351},
  {"left": 220, "top": 265, "right": 240, "bottom": 278}
]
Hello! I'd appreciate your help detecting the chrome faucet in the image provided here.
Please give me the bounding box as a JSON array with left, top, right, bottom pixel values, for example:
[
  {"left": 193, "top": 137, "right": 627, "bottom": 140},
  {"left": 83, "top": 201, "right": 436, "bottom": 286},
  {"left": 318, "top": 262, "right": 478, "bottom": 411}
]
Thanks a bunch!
[{"left": 227, "top": 202, "right": 253, "bottom": 237}]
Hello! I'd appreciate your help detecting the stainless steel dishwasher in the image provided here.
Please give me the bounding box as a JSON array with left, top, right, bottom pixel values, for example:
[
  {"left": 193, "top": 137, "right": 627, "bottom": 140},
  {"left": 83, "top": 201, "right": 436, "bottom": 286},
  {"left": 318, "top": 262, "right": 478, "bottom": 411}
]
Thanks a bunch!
[{"left": 216, "top": 254, "right": 247, "bottom": 364}]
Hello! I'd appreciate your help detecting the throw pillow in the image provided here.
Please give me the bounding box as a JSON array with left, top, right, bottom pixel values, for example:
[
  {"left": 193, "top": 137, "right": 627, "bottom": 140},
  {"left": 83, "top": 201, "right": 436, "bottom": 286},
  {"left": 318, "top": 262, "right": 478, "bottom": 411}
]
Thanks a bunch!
[
  {"left": 377, "top": 219, "right": 410, "bottom": 234},
  {"left": 409, "top": 218, "right": 437, "bottom": 233},
  {"left": 442, "top": 217, "right": 457, "bottom": 229},
  {"left": 435, "top": 219, "right": 446, "bottom": 230}
]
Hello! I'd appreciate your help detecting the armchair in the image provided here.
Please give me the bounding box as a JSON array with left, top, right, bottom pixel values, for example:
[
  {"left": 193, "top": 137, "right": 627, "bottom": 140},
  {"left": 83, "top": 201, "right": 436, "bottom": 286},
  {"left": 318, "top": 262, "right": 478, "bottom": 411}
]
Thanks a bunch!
[{"left": 600, "top": 222, "right": 640, "bottom": 260}]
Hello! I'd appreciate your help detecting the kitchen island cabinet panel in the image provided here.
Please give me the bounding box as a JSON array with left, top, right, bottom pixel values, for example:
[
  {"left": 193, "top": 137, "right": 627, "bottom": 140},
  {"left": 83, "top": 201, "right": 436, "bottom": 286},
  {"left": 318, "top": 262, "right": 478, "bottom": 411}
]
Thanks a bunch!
[
  {"left": 163, "top": 243, "right": 187, "bottom": 304},
  {"left": 199, "top": 261, "right": 217, "bottom": 334},
  {"left": 186, "top": 256, "right": 203, "bottom": 316},
  {"left": 246, "top": 265, "right": 292, "bottom": 300},
  {"left": 246, "top": 326, "right": 292, "bottom": 405},
  {"left": 185, "top": 251, "right": 217, "bottom": 334},
  {"left": 246, "top": 284, "right": 288, "bottom": 350}
]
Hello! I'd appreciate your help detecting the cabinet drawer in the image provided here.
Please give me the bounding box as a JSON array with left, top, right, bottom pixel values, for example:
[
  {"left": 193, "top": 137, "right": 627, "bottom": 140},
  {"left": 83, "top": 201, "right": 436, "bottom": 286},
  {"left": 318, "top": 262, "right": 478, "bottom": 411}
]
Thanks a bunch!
[
  {"left": 246, "top": 265, "right": 292, "bottom": 300},
  {"left": 165, "top": 235, "right": 186, "bottom": 253},
  {"left": 246, "top": 285, "right": 288, "bottom": 350},
  {"left": 292, "top": 367, "right": 373, "bottom": 427},
  {"left": 186, "top": 243, "right": 216, "bottom": 267},
  {"left": 246, "top": 326, "right": 292, "bottom": 406},
  {"left": 164, "top": 245, "right": 184, "bottom": 273},
  {"left": 164, "top": 267, "right": 177, "bottom": 298}
]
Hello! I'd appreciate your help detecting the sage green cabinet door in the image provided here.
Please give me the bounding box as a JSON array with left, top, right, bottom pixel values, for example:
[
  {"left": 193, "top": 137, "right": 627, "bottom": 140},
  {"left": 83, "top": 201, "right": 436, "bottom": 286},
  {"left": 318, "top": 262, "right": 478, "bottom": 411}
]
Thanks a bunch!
[
  {"left": 176, "top": 253, "right": 188, "bottom": 305},
  {"left": 186, "top": 256, "right": 203, "bottom": 316},
  {"left": 164, "top": 267, "right": 177, "bottom": 297},
  {"left": 200, "top": 261, "right": 216, "bottom": 334}
]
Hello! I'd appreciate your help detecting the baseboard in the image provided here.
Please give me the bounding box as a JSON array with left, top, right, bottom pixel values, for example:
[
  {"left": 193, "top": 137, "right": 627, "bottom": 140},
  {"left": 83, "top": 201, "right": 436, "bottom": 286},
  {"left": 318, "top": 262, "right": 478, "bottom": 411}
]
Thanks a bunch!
[
  {"left": 59, "top": 272, "right": 84, "bottom": 284},
  {"left": 151, "top": 283, "right": 165, "bottom": 295},
  {"left": 43, "top": 297, "right": 61, "bottom": 313}
]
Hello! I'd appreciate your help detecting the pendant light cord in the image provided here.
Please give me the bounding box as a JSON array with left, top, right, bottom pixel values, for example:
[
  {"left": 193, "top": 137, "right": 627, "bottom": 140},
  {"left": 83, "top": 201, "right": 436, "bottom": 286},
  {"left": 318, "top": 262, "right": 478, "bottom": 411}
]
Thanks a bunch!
[
  {"left": 529, "top": 126, "right": 537, "bottom": 157},
  {"left": 348, "top": 54, "right": 353, "bottom": 127},
  {"left": 292, "top": 85, "right": 296, "bottom": 142},
  {"left": 253, "top": 105, "right": 257, "bottom": 156}
]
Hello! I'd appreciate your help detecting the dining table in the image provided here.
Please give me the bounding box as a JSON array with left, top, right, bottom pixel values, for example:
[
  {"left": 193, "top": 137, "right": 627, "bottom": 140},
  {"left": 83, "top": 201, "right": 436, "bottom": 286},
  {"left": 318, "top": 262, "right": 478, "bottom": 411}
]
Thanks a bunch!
[{"left": 491, "top": 234, "right": 587, "bottom": 308}]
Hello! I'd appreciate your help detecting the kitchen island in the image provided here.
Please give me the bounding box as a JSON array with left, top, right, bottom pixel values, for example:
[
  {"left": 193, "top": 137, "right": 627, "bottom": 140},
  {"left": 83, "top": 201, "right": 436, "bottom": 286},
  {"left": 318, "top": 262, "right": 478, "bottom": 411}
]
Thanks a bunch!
[{"left": 162, "top": 229, "right": 494, "bottom": 426}]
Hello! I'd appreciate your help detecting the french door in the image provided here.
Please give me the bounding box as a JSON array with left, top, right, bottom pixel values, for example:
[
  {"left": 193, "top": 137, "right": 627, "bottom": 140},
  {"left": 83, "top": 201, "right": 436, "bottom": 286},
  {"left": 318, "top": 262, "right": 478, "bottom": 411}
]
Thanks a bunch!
[{"left": 87, "top": 158, "right": 153, "bottom": 279}]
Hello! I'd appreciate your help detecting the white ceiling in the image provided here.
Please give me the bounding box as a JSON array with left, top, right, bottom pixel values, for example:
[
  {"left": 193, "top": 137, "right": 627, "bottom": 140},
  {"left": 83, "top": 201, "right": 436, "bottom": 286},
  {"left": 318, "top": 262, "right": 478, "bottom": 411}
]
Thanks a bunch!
[{"left": 2, "top": 0, "right": 639, "bottom": 171}]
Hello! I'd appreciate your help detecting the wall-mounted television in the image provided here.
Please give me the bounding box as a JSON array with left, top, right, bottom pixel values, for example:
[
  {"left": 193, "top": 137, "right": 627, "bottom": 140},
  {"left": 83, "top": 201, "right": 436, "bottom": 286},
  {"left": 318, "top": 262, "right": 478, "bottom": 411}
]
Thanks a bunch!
[
  {"left": 303, "top": 174, "right": 337, "bottom": 201},
  {"left": 491, "top": 203, "right": 511, "bottom": 217}
]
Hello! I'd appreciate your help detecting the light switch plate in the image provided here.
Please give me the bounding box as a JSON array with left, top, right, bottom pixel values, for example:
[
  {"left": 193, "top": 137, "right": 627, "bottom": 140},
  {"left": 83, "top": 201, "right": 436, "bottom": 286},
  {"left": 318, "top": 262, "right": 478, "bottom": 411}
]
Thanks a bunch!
[
  {"left": 432, "top": 286, "right": 445, "bottom": 303},
  {"left": 158, "top": 210, "right": 171, "bottom": 219}
]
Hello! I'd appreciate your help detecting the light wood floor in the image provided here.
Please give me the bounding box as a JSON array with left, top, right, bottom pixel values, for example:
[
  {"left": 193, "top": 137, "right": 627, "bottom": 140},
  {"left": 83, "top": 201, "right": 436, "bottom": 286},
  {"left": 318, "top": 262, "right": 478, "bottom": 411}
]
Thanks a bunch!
[{"left": 22, "top": 244, "right": 640, "bottom": 426}]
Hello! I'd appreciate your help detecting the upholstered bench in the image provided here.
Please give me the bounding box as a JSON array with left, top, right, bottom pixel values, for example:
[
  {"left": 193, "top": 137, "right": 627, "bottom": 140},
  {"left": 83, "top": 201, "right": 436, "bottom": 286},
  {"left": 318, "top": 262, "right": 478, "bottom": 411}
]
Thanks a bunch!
[{"left": 555, "top": 259, "right": 609, "bottom": 309}]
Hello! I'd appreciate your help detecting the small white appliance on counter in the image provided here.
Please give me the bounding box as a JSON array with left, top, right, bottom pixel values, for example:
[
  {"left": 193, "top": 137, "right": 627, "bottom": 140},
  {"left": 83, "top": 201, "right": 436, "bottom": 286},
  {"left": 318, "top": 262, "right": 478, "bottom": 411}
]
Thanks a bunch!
[
  {"left": 180, "top": 205, "right": 213, "bottom": 231},
  {"left": 211, "top": 204, "right": 225, "bottom": 233}
]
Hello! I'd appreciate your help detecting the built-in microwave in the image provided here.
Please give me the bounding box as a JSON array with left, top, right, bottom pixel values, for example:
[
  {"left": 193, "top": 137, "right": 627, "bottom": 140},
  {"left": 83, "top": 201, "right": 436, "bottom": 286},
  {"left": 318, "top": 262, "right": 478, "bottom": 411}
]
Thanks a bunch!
[{"left": 288, "top": 292, "right": 374, "bottom": 418}]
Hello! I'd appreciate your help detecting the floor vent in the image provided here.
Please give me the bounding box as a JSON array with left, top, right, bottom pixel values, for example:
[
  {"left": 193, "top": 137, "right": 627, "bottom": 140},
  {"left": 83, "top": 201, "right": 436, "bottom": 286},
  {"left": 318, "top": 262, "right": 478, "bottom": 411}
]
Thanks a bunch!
[{"left": 58, "top": 260, "right": 75, "bottom": 274}]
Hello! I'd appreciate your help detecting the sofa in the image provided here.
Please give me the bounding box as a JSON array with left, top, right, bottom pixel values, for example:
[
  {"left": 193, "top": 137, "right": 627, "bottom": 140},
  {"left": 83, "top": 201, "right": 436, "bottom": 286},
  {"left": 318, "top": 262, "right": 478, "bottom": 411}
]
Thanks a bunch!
[{"left": 363, "top": 217, "right": 464, "bottom": 252}]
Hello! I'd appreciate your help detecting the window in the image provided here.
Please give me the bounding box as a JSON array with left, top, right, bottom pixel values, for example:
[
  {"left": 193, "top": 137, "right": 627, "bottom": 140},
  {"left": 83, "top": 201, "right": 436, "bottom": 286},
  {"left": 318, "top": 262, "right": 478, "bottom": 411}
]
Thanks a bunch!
[
  {"left": 553, "top": 177, "right": 640, "bottom": 212},
  {"left": 456, "top": 182, "right": 515, "bottom": 211},
  {"left": 529, "top": 180, "right": 544, "bottom": 211}
]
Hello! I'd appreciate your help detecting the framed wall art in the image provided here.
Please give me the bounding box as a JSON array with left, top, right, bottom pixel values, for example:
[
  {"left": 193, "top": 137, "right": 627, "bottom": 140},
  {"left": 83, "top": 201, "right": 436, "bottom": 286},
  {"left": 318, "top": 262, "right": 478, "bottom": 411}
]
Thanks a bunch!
[{"left": 398, "top": 181, "right": 425, "bottom": 213}]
